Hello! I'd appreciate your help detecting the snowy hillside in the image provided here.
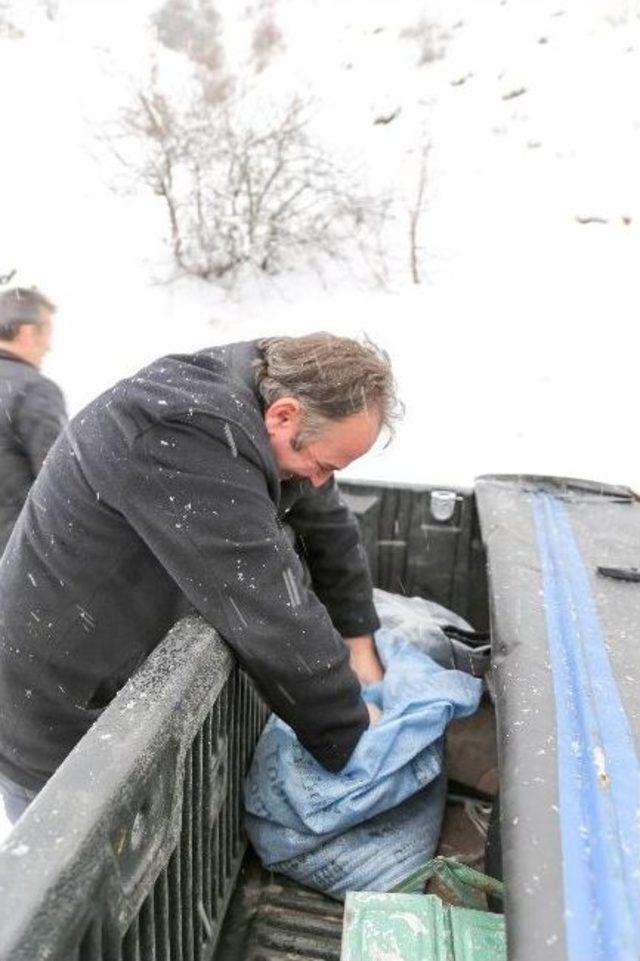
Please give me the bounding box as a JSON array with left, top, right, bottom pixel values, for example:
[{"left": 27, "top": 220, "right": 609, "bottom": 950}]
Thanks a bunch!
[{"left": 1, "top": 0, "right": 639, "bottom": 490}]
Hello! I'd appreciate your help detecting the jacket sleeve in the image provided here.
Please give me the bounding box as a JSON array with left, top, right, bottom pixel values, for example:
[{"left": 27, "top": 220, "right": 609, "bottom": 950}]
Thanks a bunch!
[
  {"left": 117, "top": 415, "right": 369, "bottom": 772},
  {"left": 286, "top": 477, "right": 380, "bottom": 638},
  {"left": 14, "top": 378, "right": 67, "bottom": 473}
]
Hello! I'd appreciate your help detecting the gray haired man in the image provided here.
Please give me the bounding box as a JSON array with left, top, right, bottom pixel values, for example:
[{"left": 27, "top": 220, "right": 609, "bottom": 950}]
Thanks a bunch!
[
  {"left": 0, "top": 333, "right": 398, "bottom": 825},
  {"left": 0, "top": 287, "right": 67, "bottom": 555}
]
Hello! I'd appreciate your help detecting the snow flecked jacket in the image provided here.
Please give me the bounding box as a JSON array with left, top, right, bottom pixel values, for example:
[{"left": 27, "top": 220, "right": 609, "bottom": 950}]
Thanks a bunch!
[
  {"left": 0, "top": 350, "right": 67, "bottom": 555},
  {"left": 0, "top": 342, "right": 379, "bottom": 791}
]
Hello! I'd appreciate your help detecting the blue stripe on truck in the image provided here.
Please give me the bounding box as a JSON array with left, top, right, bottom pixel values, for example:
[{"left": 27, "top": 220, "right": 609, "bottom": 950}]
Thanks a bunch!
[{"left": 532, "top": 493, "right": 640, "bottom": 961}]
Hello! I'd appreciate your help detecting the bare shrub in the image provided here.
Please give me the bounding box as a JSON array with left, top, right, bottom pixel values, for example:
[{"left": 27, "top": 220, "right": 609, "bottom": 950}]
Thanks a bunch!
[
  {"left": 0, "top": 1, "right": 23, "bottom": 38},
  {"left": 152, "top": 0, "right": 224, "bottom": 73},
  {"left": 153, "top": 0, "right": 233, "bottom": 110},
  {"left": 107, "top": 76, "right": 389, "bottom": 283},
  {"left": 252, "top": 14, "right": 284, "bottom": 72},
  {"left": 0, "top": 1, "right": 58, "bottom": 33},
  {"left": 39, "top": 0, "right": 58, "bottom": 21},
  {"left": 400, "top": 17, "right": 447, "bottom": 66}
]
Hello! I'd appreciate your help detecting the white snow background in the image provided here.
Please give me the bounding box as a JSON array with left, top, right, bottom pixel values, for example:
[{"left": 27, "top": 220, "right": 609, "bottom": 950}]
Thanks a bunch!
[
  {"left": 0, "top": 0, "right": 639, "bottom": 836},
  {"left": 2, "top": 0, "right": 639, "bottom": 489}
]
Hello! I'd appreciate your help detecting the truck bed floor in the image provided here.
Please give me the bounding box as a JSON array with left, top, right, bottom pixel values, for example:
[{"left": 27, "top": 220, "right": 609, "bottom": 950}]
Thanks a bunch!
[{"left": 214, "top": 853, "right": 343, "bottom": 961}]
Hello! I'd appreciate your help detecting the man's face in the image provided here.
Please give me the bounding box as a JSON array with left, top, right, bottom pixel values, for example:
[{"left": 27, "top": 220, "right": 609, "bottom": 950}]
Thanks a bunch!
[{"left": 264, "top": 399, "right": 380, "bottom": 488}]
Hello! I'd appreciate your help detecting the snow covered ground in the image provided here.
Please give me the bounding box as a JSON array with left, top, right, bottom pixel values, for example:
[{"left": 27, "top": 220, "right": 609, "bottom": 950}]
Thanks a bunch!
[
  {"left": 1, "top": 0, "right": 638, "bottom": 490},
  {"left": 1, "top": 0, "right": 639, "bottom": 834}
]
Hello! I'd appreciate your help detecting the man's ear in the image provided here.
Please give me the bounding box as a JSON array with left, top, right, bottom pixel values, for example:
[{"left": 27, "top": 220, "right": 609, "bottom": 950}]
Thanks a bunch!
[{"left": 263, "top": 397, "right": 303, "bottom": 437}]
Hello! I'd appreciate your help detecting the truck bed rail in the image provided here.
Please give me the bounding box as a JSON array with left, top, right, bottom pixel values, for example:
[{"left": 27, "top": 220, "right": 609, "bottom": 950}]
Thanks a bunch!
[{"left": 0, "top": 616, "right": 268, "bottom": 961}]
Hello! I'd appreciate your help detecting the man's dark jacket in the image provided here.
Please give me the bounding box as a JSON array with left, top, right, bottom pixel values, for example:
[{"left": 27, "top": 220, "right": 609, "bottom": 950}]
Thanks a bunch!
[
  {"left": 0, "top": 342, "right": 379, "bottom": 791},
  {"left": 0, "top": 350, "right": 67, "bottom": 555}
]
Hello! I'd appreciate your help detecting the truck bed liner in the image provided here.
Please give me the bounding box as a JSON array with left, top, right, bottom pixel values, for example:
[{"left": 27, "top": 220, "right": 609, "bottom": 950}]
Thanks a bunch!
[{"left": 214, "top": 855, "right": 342, "bottom": 961}]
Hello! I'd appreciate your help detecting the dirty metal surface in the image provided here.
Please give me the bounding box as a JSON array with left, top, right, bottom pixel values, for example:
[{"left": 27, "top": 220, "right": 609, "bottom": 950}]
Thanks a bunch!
[{"left": 214, "top": 855, "right": 343, "bottom": 961}]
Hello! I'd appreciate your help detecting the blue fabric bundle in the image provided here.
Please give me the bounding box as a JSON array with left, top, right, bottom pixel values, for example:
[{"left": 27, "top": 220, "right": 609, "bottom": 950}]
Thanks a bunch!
[{"left": 244, "top": 593, "right": 483, "bottom": 899}]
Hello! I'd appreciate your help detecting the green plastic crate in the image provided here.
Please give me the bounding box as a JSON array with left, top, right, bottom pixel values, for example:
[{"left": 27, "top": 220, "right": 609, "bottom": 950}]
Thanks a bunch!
[{"left": 341, "top": 892, "right": 506, "bottom": 961}]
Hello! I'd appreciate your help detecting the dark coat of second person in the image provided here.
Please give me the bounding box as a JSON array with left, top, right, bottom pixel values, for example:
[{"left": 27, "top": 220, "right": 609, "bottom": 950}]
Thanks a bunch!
[{"left": 0, "top": 350, "right": 67, "bottom": 554}]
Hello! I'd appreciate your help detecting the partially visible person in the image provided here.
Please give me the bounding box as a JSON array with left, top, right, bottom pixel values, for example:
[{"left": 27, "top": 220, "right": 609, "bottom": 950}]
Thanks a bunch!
[{"left": 0, "top": 287, "right": 67, "bottom": 555}]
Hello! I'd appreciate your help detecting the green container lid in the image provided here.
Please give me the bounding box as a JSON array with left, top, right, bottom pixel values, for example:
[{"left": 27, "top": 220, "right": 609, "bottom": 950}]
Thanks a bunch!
[
  {"left": 341, "top": 892, "right": 506, "bottom": 961},
  {"left": 450, "top": 905, "right": 507, "bottom": 961}
]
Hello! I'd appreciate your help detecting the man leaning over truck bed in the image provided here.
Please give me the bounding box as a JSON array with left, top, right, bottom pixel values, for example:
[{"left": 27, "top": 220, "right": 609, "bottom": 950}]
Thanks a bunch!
[{"left": 0, "top": 333, "right": 398, "bottom": 825}]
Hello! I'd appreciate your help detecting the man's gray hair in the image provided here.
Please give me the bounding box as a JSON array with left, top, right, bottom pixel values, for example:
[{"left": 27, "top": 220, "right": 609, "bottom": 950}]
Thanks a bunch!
[
  {"left": 0, "top": 287, "right": 56, "bottom": 341},
  {"left": 255, "top": 333, "right": 401, "bottom": 442}
]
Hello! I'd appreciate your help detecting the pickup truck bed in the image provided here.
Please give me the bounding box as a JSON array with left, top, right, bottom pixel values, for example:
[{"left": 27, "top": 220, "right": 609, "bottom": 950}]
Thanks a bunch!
[{"left": 1, "top": 476, "right": 637, "bottom": 961}]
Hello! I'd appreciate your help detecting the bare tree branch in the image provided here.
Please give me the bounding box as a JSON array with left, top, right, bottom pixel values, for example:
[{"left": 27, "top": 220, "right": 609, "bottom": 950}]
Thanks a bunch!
[{"left": 409, "top": 142, "right": 430, "bottom": 284}]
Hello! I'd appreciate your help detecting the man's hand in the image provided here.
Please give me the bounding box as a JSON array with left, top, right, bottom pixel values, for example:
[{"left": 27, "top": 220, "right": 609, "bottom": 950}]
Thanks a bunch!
[
  {"left": 345, "top": 633, "right": 384, "bottom": 685},
  {"left": 365, "top": 702, "right": 383, "bottom": 726}
]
